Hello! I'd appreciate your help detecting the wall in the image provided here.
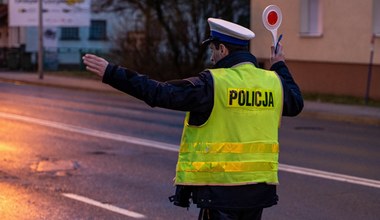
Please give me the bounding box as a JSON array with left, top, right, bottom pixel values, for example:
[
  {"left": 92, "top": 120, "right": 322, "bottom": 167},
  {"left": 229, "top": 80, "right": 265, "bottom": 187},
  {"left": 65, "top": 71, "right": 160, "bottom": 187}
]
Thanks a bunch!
[
  {"left": 260, "top": 59, "right": 380, "bottom": 100},
  {"left": 251, "top": 0, "right": 380, "bottom": 100}
]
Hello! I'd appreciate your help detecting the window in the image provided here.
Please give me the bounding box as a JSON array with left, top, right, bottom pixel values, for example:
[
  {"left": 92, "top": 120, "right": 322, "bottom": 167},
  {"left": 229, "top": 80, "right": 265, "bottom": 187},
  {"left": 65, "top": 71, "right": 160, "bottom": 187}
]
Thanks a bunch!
[
  {"left": 60, "top": 27, "right": 79, "bottom": 40},
  {"left": 300, "top": 0, "right": 323, "bottom": 36},
  {"left": 89, "top": 20, "right": 107, "bottom": 40},
  {"left": 374, "top": 0, "right": 380, "bottom": 36}
]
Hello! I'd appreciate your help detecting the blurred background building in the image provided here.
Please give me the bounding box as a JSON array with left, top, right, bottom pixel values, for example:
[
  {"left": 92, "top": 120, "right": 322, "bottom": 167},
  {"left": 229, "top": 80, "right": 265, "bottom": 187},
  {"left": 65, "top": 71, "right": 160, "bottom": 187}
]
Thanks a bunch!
[
  {"left": 0, "top": 0, "right": 230, "bottom": 80},
  {"left": 0, "top": 0, "right": 122, "bottom": 71},
  {"left": 0, "top": 0, "right": 378, "bottom": 101},
  {"left": 251, "top": 0, "right": 380, "bottom": 100}
]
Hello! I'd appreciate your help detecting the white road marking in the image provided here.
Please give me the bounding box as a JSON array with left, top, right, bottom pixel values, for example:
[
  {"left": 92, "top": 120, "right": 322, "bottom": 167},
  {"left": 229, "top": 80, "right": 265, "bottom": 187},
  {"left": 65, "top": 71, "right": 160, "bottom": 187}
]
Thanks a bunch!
[
  {"left": 0, "top": 111, "right": 177, "bottom": 152},
  {"left": 279, "top": 164, "right": 380, "bottom": 189},
  {"left": 1, "top": 111, "right": 380, "bottom": 189},
  {"left": 62, "top": 193, "right": 146, "bottom": 219}
]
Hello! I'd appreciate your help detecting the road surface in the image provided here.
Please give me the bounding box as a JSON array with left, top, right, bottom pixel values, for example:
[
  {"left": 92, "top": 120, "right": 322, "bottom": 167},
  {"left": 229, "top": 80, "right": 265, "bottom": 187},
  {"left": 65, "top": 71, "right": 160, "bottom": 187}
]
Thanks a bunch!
[{"left": 0, "top": 82, "right": 379, "bottom": 219}]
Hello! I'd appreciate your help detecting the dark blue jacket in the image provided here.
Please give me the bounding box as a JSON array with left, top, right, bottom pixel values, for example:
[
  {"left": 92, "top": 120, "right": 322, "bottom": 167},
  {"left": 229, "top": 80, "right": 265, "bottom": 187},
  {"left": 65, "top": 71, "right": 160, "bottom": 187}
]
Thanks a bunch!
[{"left": 103, "top": 50, "right": 304, "bottom": 209}]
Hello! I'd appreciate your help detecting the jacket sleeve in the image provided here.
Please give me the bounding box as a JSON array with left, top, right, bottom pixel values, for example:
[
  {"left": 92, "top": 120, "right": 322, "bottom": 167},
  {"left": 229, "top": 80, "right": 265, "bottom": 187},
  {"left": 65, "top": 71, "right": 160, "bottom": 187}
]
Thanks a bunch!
[
  {"left": 102, "top": 63, "right": 213, "bottom": 112},
  {"left": 270, "top": 61, "right": 304, "bottom": 116}
]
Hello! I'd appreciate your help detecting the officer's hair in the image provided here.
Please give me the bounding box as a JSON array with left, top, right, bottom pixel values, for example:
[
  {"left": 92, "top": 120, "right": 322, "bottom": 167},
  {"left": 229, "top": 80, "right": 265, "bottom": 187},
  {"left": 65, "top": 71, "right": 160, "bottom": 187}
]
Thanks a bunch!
[{"left": 213, "top": 41, "right": 249, "bottom": 53}]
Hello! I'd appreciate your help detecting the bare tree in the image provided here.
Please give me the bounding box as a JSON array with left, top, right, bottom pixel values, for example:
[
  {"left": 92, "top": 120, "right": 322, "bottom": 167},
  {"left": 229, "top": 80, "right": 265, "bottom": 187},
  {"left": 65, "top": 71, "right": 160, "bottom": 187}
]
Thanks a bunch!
[{"left": 94, "top": 0, "right": 250, "bottom": 80}]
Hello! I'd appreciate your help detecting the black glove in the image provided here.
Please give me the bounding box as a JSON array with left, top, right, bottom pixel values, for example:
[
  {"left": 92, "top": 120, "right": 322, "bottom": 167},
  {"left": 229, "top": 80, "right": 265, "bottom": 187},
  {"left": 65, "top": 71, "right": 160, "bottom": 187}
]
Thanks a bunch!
[{"left": 169, "top": 185, "right": 192, "bottom": 208}]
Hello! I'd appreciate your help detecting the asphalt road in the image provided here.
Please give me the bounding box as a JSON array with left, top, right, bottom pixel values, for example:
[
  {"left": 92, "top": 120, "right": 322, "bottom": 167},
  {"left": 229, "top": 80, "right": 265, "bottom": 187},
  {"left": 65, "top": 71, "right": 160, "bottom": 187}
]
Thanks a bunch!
[{"left": 0, "top": 82, "right": 379, "bottom": 220}]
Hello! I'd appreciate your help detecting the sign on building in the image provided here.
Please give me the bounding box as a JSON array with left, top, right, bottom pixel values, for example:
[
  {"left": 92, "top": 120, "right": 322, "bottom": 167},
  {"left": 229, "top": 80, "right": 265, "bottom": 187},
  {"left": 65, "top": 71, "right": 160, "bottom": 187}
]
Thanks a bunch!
[{"left": 8, "top": 0, "right": 91, "bottom": 27}]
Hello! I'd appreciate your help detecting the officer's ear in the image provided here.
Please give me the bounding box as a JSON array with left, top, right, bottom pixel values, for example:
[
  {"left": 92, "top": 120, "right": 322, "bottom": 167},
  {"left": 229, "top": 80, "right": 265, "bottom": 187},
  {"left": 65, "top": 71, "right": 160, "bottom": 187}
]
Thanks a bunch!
[{"left": 219, "top": 44, "right": 229, "bottom": 56}]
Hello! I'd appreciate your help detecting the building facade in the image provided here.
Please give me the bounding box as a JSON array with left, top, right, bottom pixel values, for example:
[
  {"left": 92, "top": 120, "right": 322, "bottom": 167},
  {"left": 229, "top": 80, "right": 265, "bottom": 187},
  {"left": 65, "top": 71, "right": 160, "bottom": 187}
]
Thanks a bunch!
[
  {"left": 251, "top": 0, "right": 380, "bottom": 100},
  {"left": 0, "top": 0, "right": 123, "bottom": 70}
]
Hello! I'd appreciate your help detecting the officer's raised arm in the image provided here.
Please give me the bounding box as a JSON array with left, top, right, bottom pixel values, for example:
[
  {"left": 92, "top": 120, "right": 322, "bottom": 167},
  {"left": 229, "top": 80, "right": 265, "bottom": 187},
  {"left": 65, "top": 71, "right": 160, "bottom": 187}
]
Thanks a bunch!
[
  {"left": 270, "top": 43, "right": 285, "bottom": 66},
  {"left": 269, "top": 44, "right": 304, "bottom": 116}
]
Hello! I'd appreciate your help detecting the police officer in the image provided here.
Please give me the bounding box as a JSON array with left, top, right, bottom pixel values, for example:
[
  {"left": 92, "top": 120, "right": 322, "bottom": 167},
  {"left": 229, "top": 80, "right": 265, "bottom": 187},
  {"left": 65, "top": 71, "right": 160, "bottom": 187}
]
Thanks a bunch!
[{"left": 83, "top": 18, "right": 303, "bottom": 220}]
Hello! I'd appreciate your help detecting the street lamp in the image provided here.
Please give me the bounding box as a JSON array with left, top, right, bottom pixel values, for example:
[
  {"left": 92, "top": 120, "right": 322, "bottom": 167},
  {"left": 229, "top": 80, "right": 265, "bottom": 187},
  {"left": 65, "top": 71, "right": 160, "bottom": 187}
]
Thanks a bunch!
[
  {"left": 365, "top": 34, "right": 375, "bottom": 105},
  {"left": 38, "top": 0, "right": 43, "bottom": 79}
]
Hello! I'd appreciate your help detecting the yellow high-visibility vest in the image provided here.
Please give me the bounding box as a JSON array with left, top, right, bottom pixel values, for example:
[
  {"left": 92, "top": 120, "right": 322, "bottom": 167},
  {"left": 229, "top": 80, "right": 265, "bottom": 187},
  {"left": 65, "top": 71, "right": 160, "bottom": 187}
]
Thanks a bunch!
[{"left": 175, "top": 63, "right": 283, "bottom": 185}]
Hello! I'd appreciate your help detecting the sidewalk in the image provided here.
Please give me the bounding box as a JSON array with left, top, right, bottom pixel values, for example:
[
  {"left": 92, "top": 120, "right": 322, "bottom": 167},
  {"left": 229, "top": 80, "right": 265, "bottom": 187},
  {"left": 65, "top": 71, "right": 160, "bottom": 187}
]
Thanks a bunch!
[
  {"left": 1, "top": 71, "right": 379, "bottom": 126},
  {"left": 0, "top": 71, "right": 115, "bottom": 93}
]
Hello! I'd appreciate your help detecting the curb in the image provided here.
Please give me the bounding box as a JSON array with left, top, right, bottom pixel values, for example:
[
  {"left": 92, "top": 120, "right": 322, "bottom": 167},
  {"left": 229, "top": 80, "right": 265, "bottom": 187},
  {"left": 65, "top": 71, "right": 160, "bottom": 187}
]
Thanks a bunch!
[
  {"left": 0, "top": 75, "right": 117, "bottom": 94},
  {"left": 300, "top": 111, "right": 380, "bottom": 126}
]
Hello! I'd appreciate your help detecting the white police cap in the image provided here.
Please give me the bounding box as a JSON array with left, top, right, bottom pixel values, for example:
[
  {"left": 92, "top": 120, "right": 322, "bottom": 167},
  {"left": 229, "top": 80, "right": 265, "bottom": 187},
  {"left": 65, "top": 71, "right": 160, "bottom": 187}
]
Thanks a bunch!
[{"left": 202, "top": 18, "right": 255, "bottom": 46}]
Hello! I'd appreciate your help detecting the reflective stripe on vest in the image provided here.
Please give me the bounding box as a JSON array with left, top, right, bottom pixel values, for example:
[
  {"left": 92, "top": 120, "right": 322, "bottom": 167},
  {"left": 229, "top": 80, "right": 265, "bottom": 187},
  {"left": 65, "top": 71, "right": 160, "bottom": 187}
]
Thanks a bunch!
[{"left": 175, "top": 63, "right": 283, "bottom": 186}]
